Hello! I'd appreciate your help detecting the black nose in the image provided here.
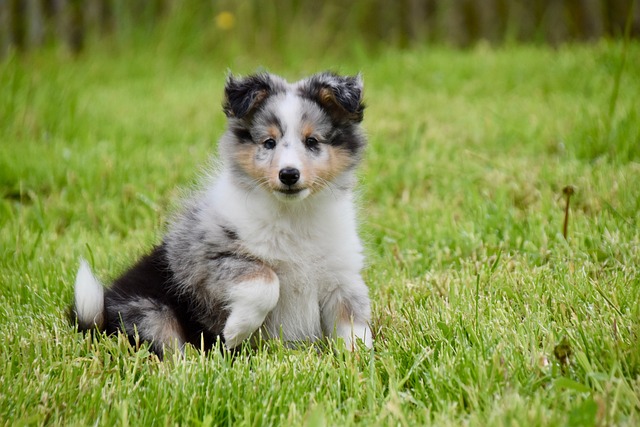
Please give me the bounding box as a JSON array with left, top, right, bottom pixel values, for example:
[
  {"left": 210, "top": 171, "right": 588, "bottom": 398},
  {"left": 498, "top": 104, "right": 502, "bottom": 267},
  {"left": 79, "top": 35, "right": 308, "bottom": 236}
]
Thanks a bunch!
[{"left": 279, "top": 168, "right": 300, "bottom": 186}]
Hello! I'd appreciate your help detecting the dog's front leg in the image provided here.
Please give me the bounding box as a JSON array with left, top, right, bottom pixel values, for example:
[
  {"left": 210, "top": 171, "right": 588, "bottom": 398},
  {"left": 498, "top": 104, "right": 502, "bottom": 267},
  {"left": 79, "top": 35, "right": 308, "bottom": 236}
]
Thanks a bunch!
[
  {"left": 321, "top": 277, "right": 373, "bottom": 351},
  {"left": 221, "top": 265, "right": 280, "bottom": 349}
]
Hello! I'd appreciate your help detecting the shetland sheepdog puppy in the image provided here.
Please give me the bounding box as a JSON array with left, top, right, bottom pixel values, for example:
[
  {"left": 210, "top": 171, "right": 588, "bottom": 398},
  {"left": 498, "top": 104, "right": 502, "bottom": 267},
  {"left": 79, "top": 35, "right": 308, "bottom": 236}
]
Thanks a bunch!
[{"left": 72, "top": 72, "right": 373, "bottom": 358}]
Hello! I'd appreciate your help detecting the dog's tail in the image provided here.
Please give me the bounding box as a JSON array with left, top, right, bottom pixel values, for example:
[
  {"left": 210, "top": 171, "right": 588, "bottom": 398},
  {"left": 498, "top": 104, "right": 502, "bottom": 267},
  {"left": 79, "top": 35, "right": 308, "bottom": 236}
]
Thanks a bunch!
[{"left": 72, "top": 259, "right": 105, "bottom": 332}]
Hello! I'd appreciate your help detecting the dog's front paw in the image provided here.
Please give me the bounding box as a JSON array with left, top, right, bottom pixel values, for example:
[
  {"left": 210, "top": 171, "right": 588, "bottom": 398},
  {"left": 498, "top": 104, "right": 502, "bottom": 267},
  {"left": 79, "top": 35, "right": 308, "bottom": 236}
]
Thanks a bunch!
[
  {"left": 222, "top": 272, "right": 280, "bottom": 350},
  {"left": 223, "top": 316, "right": 262, "bottom": 350}
]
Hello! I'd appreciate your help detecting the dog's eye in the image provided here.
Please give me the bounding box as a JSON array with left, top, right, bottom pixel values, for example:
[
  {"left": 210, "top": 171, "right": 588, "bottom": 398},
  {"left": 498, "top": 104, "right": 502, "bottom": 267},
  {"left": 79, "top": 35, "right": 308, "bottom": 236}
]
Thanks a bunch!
[
  {"left": 305, "top": 137, "right": 319, "bottom": 150},
  {"left": 263, "top": 138, "right": 276, "bottom": 149}
]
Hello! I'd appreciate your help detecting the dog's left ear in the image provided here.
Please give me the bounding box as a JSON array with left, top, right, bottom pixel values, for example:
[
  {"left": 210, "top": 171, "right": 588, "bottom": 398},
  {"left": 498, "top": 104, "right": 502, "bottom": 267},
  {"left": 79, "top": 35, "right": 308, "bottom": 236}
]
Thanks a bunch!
[
  {"left": 300, "top": 72, "right": 365, "bottom": 123},
  {"left": 223, "top": 73, "right": 278, "bottom": 119}
]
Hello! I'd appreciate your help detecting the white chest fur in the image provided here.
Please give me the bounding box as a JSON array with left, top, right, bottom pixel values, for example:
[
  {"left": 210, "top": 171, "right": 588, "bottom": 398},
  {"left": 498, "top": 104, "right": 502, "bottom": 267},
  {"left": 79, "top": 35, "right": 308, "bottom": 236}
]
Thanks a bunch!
[{"left": 208, "top": 171, "right": 364, "bottom": 342}]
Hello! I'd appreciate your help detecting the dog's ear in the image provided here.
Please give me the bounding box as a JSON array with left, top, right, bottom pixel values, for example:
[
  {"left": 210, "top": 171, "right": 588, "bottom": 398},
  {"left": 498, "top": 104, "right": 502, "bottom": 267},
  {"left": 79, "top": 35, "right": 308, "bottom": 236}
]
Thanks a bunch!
[
  {"left": 223, "top": 73, "right": 277, "bottom": 119},
  {"left": 300, "top": 72, "right": 365, "bottom": 123}
]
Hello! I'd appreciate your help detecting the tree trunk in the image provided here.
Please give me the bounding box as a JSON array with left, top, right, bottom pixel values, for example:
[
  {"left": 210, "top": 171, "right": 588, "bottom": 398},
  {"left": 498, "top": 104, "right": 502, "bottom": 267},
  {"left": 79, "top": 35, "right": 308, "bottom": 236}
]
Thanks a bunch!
[{"left": 26, "top": 0, "right": 45, "bottom": 48}]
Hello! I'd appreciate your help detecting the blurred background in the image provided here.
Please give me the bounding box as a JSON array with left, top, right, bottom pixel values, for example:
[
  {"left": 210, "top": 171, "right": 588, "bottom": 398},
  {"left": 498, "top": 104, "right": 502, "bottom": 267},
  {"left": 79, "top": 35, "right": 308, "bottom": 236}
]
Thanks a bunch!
[{"left": 2, "top": 0, "right": 638, "bottom": 58}]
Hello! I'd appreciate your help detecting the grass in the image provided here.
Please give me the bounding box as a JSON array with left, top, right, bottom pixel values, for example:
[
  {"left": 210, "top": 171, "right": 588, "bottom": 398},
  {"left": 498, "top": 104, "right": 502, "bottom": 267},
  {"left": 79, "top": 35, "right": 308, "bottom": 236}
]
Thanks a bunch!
[{"left": 1, "top": 40, "right": 639, "bottom": 426}]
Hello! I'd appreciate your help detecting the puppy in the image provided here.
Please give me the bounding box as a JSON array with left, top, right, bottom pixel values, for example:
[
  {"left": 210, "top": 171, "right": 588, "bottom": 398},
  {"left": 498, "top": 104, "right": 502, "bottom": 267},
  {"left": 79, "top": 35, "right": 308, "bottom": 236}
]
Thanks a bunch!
[{"left": 72, "top": 72, "right": 373, "bottom": 357}]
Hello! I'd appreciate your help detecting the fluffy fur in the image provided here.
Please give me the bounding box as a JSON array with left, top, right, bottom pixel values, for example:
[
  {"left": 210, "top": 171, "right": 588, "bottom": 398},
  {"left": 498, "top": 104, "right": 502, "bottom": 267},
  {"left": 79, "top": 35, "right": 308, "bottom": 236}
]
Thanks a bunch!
[{"left": 71, "top": 72, "right": 373, "bottom": 357}]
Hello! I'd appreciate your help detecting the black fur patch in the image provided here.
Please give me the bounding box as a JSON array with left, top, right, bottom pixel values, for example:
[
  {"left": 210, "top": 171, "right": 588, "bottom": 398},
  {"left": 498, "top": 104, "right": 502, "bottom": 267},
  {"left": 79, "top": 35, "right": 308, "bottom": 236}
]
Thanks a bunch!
[
  {"left": 231, "top": 125, "right": 253, "bottom": 143},
  {"left": 100, "top": 245, "right": 222, "bottom": 355},
  {"left": 326, "top": 125, "right": 366, "bottom": 156},
  {"left": 223, "top": 73, "right": 284, "bottom": 119}
]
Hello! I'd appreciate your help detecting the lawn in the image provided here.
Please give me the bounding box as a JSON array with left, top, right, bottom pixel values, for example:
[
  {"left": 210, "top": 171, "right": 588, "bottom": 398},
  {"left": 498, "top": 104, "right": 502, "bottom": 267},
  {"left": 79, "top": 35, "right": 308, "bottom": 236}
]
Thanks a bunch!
[{"left": 1, "top": 41, "right": 639, "bottom": 426}]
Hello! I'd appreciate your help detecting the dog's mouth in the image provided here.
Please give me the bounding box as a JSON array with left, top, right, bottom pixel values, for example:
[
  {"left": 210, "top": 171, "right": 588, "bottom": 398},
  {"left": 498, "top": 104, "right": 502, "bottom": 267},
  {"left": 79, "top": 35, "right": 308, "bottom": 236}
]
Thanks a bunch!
[
  {"left": 278, "top": 187, "right": 304, "bottom": 195},
  {"left": 274, "top": 187, "right": 310, "bottom": 201}
]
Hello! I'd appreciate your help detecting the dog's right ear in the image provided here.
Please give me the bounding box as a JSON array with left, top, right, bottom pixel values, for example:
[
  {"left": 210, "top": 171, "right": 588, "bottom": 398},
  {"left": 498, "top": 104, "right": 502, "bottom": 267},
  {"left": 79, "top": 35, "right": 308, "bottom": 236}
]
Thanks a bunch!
[{"left": 223, "top": 73, "right": 277, "bottom": 119}]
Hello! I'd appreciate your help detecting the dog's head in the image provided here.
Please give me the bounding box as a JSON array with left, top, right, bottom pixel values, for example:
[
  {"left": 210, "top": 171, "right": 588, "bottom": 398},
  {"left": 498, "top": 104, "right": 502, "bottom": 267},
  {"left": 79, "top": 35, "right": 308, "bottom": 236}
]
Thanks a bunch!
[{"left": 219, "top": 72, "right": 366, "bottom": 202}]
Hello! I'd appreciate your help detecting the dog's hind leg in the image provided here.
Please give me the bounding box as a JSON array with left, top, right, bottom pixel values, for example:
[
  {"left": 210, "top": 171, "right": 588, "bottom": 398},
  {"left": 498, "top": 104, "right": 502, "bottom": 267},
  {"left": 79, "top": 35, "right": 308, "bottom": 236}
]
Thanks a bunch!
[{"left": 107, "top": 297, "right": 186, "bottom": 358}]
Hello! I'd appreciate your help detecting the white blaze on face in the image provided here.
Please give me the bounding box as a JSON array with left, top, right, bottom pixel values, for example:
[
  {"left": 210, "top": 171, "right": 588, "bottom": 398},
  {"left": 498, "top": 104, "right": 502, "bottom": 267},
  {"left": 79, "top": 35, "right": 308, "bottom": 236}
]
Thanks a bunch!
[
  {"left": 277, "top": 91, "right": 303, "bottom": 133},
  {"left": 274, "top": 92, "right": 305, "bottom": 181},
  {"left": 276, "top": 144, "right": 305, "bottom": 178}
]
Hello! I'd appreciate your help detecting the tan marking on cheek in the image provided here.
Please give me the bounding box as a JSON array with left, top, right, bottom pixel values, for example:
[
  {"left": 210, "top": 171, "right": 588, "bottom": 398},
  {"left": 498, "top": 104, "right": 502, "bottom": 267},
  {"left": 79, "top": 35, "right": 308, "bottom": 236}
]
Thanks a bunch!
[
  {"left": 234, "top": 145, "right": 269, "bottom": 183},
  {"left": 308, "top": 146, "right": 352, "bottom": 193}
]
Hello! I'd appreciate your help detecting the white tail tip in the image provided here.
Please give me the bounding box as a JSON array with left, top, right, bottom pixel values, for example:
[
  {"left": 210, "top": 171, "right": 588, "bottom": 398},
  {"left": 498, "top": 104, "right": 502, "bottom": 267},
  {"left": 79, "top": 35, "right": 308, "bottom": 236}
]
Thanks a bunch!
[{"left": 74, "top": 259, "right": 105, "bottom": 329}]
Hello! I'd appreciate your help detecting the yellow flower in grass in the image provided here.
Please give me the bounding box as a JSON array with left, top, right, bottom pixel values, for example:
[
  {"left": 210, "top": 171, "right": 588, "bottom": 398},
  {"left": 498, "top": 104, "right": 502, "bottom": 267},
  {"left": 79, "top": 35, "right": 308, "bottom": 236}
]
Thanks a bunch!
[{"left": 215, "top": 11, "right": 235, "bottom": 31}]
